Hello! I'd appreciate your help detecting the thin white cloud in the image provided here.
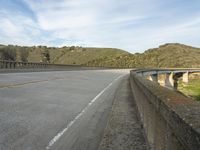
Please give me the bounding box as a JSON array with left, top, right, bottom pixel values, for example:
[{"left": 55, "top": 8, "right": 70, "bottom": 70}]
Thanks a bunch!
[{"left": 0, "top": 0, "right": 200, "bottom": 52}]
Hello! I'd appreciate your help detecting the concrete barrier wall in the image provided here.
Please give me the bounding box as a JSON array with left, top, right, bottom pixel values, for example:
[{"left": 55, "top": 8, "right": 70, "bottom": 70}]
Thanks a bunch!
[
  {"left": 130, "top": 70, "right": 200, "bottom": 150},
  {"left": 0, "top": 60, "right": 110, "bottom": 73},
  {"left": 0, "top": 60, "right": 84, "bottom": 69}
]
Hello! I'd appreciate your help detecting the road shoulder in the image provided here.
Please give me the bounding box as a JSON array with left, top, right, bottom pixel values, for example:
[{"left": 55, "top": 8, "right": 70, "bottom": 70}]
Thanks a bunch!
[{"left": 98, "top": 76, "right": 148, "bottom": 150}]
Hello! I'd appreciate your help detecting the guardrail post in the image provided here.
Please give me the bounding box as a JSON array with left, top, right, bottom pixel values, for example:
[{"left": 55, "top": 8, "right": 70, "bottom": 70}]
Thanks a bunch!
[
  {"left": 9, "top": 62, "right": 11, "bottom": 69},
  {"left": 3, "top": 61, "right": 6, "bottom": 68},
  {"left": 10, "top": 62, "right": 13, "bottom": 69},
  {"left": 6, "top": 61, "right": 9, "bottom": 69},
  {"left": 19, "top": 62, "right": 22, "bottom": 69},
  {"left": 4, "top": 61, "right": 6, "bottom": 68},
  {"left": 27, "top": 62, "right": 30, "bottom": 68},
  {"left": 14, "top": 62, "right": 16, "bottom": 69},
  {"left": 6, "top": 61, "right": 8, "bottom": 68},
  {"left": 2, "top": 61, "right": 4, "bottom": 68},
  {"left": 21, "top": 62, "right": 24, "bottom": 69},
  {"left": 0, "top": 60, "right": 3, "bottom": 69}
]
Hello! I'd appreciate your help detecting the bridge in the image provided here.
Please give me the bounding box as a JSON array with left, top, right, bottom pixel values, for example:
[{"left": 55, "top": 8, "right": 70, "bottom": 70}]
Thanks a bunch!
[
  {"left": 131, "top": 69, "right": 200, "bottom": 150},
  {"left": 0, "top": 60, "right": 200, "bottom": 150}
]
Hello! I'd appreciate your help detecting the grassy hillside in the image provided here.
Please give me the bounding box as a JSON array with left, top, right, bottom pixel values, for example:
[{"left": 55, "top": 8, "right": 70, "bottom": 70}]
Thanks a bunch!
[
  {"left": 141, "top": 43, "right": 200, "bottom": 68},
  {"left": 86, "top": 43, "right": 200, "bottom": 68},
  {"left": 0, "top": 45, "right": 129, "bottom": 65},
  {"left": 50, "top": 47, "right": 130, "bottom": 65},
  {"left": 28, "top": 47, "right": 129, "bottom": 65},
  {"left": 0, "top": 43, "right": 200, "bottom": 68}
]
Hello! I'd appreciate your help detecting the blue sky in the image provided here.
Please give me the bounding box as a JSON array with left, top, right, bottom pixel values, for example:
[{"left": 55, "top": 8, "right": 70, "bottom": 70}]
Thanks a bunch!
[{"left": 0, "top": 0, "right": 200, "bottom": 53}]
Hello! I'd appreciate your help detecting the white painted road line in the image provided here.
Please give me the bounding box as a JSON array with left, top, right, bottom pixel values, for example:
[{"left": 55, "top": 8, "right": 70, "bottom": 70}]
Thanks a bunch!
[{"left": 46, "top": 75, "right": 124, "bottom": 150}]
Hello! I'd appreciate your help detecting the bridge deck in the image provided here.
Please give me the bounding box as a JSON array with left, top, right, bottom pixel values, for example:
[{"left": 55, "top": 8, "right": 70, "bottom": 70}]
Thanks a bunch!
[{"left": 0, "top": 70, "right": 139, "bottom": 150}]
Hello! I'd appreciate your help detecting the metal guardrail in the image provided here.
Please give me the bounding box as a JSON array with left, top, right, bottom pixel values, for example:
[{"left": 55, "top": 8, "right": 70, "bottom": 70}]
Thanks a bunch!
[{"left": 130, "top": 69, "right": 200, "bottom": 150}]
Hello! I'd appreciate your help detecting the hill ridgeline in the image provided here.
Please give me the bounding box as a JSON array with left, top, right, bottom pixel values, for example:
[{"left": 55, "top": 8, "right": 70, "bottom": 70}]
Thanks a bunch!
[{"left": 0, "top": 43, "right": 200, "bottom": 68}]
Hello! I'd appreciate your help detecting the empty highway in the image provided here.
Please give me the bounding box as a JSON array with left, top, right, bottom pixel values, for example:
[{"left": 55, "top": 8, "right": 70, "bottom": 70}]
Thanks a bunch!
[{"left": 0, "top": 70, "right": 128, "bottom": 150}]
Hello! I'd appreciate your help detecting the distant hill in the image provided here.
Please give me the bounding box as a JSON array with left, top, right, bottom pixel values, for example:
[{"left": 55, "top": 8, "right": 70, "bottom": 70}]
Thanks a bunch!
[
  {"left": 48, "top": 47, "right": 130, "bottom": 65},
  {"left": 0, "top": 43, "right": 200, "bottom": 68},
  {"left": 86, "top": 43, "right": 200, "bottom": 68},
  {"left": 0, "top": 45, "right": 129, "bottom": 65},
  {"left": 140, "top": 43, "right": 200, "bottom": 68}
]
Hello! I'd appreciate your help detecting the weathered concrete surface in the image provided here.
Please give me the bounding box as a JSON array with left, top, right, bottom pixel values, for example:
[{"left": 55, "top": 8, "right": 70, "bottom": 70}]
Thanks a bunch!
[
  {"left": 131, "top": 69, "right": 200, "bottom": 150},
  {"left": 99, "top": 76, "right": 147, "bottom": 150},
  {"left": 182, "top": 71, "right": 189, "bottom": 83},
  {"left": 0, "top": 70, "right": 128, "bottom": 150}
]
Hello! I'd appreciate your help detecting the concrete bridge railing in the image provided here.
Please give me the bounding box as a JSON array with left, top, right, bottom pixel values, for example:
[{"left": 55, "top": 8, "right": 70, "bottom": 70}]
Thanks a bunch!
[
  {"left": 130, "top": 69, "right": 200, "bottom": 150},
  {"left": 0, "top": 60, "right": 84, "bottom": 70}
]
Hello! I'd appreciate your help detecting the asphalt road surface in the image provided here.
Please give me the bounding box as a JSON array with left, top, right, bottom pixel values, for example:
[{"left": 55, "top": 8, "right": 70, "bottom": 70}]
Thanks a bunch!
[{"left": 0, "top": 70, "right": 128, "bottom": 150}]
